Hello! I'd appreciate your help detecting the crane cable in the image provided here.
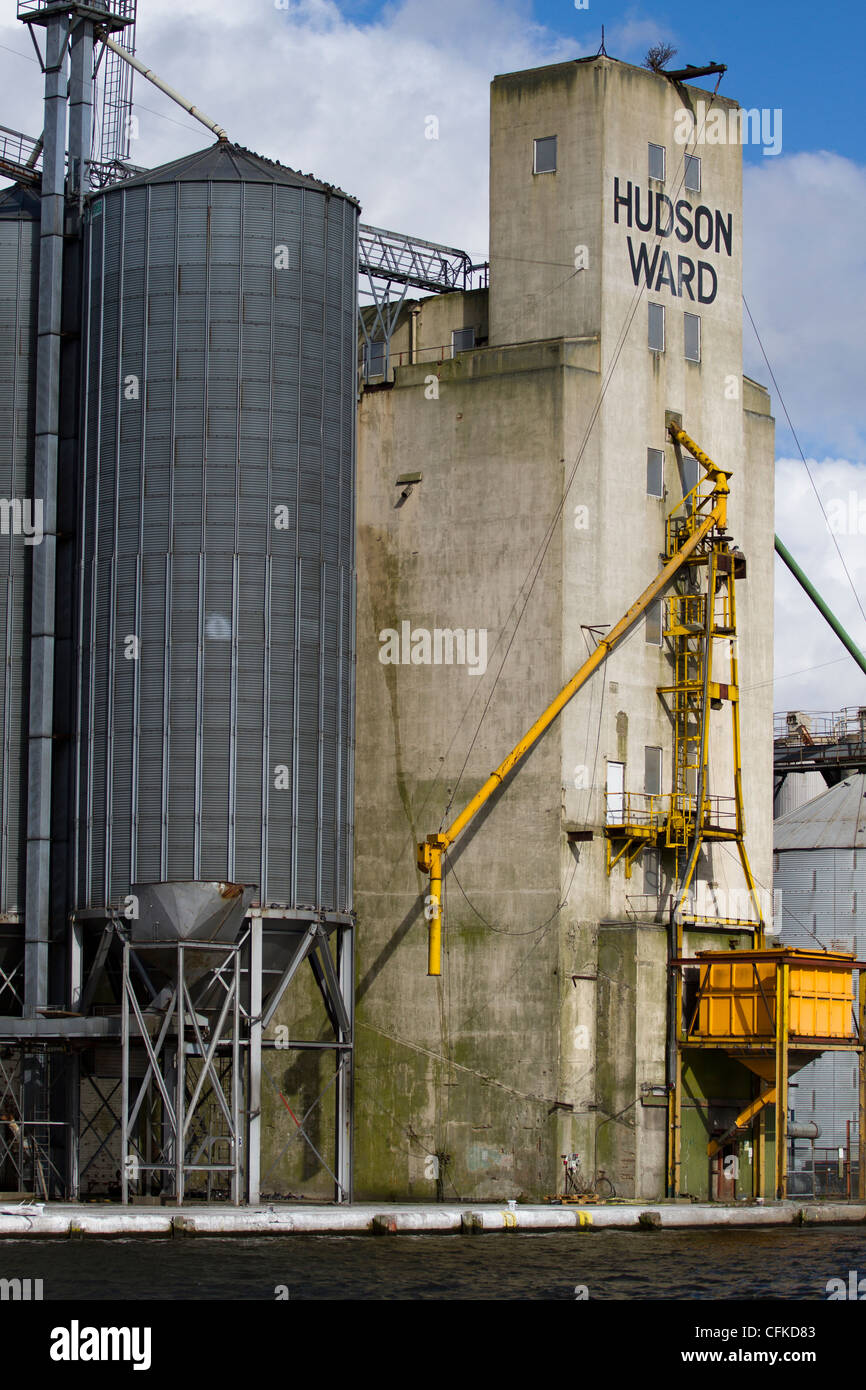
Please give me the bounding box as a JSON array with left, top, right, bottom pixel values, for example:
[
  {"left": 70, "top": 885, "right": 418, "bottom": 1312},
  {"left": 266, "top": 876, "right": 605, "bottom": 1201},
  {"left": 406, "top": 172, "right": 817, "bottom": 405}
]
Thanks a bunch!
[{"left": 743, "top": 294, "right": 866, "bottom": 632}]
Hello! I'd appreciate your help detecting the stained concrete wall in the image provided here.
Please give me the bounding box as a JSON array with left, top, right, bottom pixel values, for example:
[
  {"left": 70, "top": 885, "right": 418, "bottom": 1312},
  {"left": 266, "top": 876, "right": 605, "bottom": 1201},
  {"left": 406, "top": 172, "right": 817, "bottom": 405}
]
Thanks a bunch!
[
  {"left": 353, "top": 55, "right": 775, "bottom": 1202},
  {"left": 362, "top": 289, "right": 490, "bottom": 378}
]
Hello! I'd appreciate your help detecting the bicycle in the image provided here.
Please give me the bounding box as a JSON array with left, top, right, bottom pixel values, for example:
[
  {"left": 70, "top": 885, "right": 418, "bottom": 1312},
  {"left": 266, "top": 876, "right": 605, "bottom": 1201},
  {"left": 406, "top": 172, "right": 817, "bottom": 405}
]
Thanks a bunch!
[{"left": 559, "top": 1151, "right": 616, "bottom": 1201}]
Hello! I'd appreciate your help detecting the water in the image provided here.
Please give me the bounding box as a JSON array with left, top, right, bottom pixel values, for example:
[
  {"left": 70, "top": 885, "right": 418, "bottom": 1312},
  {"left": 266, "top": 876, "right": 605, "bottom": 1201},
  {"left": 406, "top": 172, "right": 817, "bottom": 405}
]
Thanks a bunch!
[{"left": 2, "top": 1227, "right": 865, "bottom": 1299}]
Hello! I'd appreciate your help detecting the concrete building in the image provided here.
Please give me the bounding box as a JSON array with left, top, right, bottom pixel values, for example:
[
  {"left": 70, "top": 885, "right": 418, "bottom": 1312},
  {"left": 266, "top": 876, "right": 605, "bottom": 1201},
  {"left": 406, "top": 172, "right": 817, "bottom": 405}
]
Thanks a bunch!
[{"left": 354, "top": 55, "right": 775, "bottom": 1201}]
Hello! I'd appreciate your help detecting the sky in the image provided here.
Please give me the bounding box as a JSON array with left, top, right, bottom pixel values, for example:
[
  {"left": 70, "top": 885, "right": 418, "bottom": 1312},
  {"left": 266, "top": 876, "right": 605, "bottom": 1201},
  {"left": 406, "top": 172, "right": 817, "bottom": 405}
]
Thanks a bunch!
[{"left": 0, "top": 0, "right": 863, "bottom": 715}]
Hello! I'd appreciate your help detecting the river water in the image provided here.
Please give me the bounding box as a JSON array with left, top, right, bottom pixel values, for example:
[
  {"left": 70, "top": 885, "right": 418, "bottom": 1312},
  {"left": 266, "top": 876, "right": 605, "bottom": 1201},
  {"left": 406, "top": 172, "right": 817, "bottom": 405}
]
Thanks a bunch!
[{"left": 1, "top": 1226, "right": 865, "bottom": 1299}]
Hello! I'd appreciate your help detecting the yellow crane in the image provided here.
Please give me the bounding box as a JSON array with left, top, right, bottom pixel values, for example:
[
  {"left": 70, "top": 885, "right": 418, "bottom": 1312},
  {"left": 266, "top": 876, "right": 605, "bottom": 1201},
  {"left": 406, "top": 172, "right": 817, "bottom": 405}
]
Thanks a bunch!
[
  {"left": 415, "top": 428, "right": 865, "bottom": 1205},
  {"left": 418, "top": 420, "right": 734, "bottom": 977}
]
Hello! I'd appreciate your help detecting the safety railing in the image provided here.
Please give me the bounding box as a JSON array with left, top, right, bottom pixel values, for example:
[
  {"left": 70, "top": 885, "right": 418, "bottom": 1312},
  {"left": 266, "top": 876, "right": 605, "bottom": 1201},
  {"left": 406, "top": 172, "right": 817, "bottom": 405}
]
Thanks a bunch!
[
  {"left": 665, "top": 480, "right": 719, "bottom": 552},
  {"left": 359, "top": 338, "right": 489, "bottom": 380},
  {"left": 18, "top": 0, "right": 135, "bottom": 16},
  {"left": 605, "top": 791, "right": 738, "bottom": 834},
  {"left": 774, "top": 707, "right": 866, "bottom": 744}
]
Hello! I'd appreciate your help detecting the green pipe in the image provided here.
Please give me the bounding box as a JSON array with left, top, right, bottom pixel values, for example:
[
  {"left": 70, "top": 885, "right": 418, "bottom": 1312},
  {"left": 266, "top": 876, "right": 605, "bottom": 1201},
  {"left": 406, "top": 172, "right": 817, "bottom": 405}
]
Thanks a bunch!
[{"left": 774, "top": 534, "right": 866, "bottom": 677}]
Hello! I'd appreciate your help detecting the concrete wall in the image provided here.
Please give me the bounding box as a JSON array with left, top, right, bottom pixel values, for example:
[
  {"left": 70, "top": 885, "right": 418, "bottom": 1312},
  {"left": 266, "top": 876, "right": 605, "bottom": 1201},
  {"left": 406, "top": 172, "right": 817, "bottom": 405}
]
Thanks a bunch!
[
  {"left": 362, "top": 289, "right": 489, "bottom": 378},
  {"left": 353, "top": 55, "right": 775, "bottom": 1202}
]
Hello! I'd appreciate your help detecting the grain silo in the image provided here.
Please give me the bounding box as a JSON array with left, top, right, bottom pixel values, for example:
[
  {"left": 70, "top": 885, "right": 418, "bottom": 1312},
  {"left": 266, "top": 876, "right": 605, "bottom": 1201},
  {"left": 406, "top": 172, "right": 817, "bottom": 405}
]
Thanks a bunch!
[
  {"left": 776, "top": 773, "right": 866, "bottom": 1179},
  {"left": 74, "top": 142, "right": 358, "bottom": 917},
  {"left": 0, "top": 182, "right": 39, "bottom": 1017}
]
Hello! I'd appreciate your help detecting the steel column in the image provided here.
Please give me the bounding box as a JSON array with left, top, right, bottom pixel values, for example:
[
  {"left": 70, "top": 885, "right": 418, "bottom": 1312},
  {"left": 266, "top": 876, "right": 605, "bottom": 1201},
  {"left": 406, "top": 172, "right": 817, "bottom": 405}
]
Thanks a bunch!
[
  {"left": 335, "top": 921, "right": 354, "bottom": 1203},
  {"left": 174, "top": 942, "right": 183, "bottom": 1204},
  {"left": 859, "top": 971, "right": 865, "bottom": 1201},
  {"left": 774, "top": 960, "right": 790, "bottom": 1200},
  {"left": 247, "top": 915, "right": 262, "bottom": 1205},
  {"left": 231, "top": 945, "right": 240, "bottom": 1206},
  {"left": 120, "top": 938, "right": 130, "bottom": 1203},
  {"left": 68, "top": 15, "right": 94, "bottom": 203},
  {"left": 24, "top": 12, "right": 68, "bottom": 1017},
  {"left": 754, "top": 1083, "right": 765, "bottom": 1201}
]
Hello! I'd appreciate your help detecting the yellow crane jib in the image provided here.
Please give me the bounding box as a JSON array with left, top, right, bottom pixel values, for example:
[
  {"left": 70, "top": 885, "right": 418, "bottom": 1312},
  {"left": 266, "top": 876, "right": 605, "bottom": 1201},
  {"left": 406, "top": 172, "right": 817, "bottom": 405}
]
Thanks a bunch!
[{"left": 417, "top": 426, "right": 731, "bottom": 977}]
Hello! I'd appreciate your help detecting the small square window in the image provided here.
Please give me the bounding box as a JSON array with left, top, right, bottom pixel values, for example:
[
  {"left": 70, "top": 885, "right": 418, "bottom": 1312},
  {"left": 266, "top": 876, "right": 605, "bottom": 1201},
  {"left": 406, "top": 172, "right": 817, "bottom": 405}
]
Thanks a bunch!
[
  {"left": 533, "top": 136, "right": 557, "bottom": 174},
  {"left": 451, "top": 326, "right": 476, "bottom": 356},
  {"left": 684, "top": 311, "right": 701, "bottom": 363},
  {"left": 647, "top": 447, "right": 664, "bottom": 498},
  {"left": 684, "top": 153, "right": 701, "bottom": 193},
  {"left": 648, "top": 302, "right": 665, "bottom": 352},
  {"left": 645, "top": 599, "right": 663, "bottom": 646},
  {"left": 648, "top": 142, "right": 665, "bottom": 181}
]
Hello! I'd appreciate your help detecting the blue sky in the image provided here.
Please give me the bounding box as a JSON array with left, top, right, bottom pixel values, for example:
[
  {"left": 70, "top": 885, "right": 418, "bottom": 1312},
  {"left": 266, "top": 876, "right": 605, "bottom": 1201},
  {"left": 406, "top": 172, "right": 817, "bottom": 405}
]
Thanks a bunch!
[{"left": 528, "top": 0, "right": 865, "bottom": 164}]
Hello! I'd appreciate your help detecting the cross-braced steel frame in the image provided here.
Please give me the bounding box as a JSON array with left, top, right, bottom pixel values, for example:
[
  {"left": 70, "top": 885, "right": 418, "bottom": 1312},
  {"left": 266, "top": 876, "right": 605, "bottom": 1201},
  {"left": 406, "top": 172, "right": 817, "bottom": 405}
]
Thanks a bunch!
[{"left": 120, "top": 938, "right": 242, "bottom": 1205}]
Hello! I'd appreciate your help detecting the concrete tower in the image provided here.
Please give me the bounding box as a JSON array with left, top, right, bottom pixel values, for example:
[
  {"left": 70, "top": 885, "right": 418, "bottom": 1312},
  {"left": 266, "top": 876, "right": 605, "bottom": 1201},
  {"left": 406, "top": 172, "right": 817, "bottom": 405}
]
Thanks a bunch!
[{"left": 354, "top": 55, "right": 775, "bottom": 1201}]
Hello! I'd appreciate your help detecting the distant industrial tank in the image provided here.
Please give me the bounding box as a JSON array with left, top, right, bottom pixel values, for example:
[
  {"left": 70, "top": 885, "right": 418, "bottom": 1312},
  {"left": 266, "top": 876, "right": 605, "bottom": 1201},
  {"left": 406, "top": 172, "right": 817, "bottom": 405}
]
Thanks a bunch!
[
  {"left": 0, "top": 183, "right": 39, "bottom": 1009},
  {"left": 776, "top": 773, "right": 866, "bottom": 1151},
  {"left": 74, "top": 142, "right": 359, "bottom": 915}
]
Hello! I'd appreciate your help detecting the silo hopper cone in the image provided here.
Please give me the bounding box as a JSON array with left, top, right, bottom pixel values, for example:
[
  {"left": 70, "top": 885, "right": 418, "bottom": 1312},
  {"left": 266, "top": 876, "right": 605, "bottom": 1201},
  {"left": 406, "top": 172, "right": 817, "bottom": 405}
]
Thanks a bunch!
[{"left": 129, "top": 881, "right": 256, "bottom": 988}]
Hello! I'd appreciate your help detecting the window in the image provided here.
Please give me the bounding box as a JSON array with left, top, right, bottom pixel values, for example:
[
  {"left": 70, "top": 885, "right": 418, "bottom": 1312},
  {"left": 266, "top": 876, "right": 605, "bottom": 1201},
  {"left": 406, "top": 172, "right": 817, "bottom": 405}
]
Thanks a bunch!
[
  {"left": 648, "top": 142, "right": 665, "bottom": 181},
  {"left": 648, "top": 302, "right": 665, "bottom": 352},
  {"left": 365, "top": 339, "right": 386, "bottom": 376},
  {"left": 606, "top": 761, "right": 625, "bottom": 826},
  {"left": 533, "top": 136, "right": 557, "bottom": 174},
  {"left": 643, "top": 847, "right": 660, "bottom": 898},
  {"left": 646, "top": 447, "right": 664, "bottom": 498},
  {"left": 684, "top": 311, "right": 701, "bottom": 363},
  {"left": 644, "top": 745, "right": 663, "bottom": 796},
  {"left": 684, "top": 153, "right": 701, "bottom": 193},
  {"left": 680, "top": 451, "right": 700, "bottom": 502},
  {"left": 451, "top": 326, "right": 476, "bottom": 356},
  {"left": 645, "top": 599, "right": 663, "bottom": 645}
]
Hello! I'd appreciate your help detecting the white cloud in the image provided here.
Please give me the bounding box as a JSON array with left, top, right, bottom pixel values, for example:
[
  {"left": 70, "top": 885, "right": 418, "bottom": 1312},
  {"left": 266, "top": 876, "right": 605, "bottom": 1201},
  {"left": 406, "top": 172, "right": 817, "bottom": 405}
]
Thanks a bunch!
[
  {"left": 606, "top": 15, "right": 675, "bottom": 60},
  {"left": 774, "top": 455, "right": 866, "bottom": 712},
  {"left": 744, "top": 153, "right": 866, "bottom": 460},
  {"left": 1, "top": 0, "right": 578, "bottom": 259}
]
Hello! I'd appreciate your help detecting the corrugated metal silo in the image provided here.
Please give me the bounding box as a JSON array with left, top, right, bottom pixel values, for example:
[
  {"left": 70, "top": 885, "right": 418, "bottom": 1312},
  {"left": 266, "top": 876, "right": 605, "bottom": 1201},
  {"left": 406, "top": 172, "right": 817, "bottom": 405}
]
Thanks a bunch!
[
  {"left": 75, "top": 143, "right": 358, "bottom": 916},
  {"left": 0, "top": 183, "right": 39, "bottom": 1013},
  {"left": 776, "top": 774, "right": 866, "bottom": 1152}
]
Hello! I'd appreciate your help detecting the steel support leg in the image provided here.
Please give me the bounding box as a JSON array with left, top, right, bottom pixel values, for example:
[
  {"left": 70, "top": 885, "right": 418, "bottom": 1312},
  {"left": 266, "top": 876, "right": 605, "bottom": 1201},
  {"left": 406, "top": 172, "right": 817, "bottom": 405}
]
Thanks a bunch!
[
  {"left": 247, "top": 916, "right": 262, "bottom": 1205},
  {"left": 175, "top": 942, "right": 184, "bottom": 1205},
  {"left": 231, "top": 946, "right": 240, "bottom": 1206},
  {"left": 774, "top": 961, "right": 789, "bottom": 1200},
  {"left": 121, "top": 940, "right": 130, "bottom": 1204},
  {"left": 335, "top": 922, "right": 354, "bottom": 1203},
  {"left": 859, "top": 971, "right": 865, "bottom": 1202}
]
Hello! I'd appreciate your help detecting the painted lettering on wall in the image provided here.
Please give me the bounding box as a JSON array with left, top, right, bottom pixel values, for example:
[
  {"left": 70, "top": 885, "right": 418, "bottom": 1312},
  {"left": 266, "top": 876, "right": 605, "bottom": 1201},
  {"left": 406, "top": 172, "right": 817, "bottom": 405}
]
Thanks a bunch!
[{"left": 612, "top": 177, "right": 734, "bottom": 305}]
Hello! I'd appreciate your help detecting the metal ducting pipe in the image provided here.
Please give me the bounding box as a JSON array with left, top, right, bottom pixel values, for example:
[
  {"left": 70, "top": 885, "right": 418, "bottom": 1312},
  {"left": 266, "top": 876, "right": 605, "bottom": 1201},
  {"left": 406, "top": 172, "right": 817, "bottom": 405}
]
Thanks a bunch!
[
  {"left": 775, "top": 534, "right": 866, "bottom": 677},
  {"left": 96, "top": 30, "right": 229, "bottom": 141},
  {"left": 788, "top": 1121, "right": 821, "bottom": 1140}
]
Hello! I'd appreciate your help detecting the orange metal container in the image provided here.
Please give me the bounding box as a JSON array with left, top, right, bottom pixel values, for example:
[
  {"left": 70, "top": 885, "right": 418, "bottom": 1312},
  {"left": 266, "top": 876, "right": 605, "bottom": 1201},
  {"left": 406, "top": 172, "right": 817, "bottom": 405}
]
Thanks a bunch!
[{"left": 692, "top": 948, "right": 856, "bottom": 1041}]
